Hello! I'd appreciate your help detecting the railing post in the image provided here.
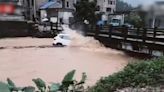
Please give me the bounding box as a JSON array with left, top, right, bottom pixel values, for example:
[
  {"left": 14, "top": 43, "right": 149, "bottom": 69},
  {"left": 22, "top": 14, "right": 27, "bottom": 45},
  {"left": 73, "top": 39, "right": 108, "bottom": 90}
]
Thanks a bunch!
[
  {"left": 123, "top": 25, "right": 128, "bottom": 41},
  {"left": 137, "top": 27, "right": 140, "bottom": 36},
  {"left": 153, "top": 27, "right": 157, "bottom": 38},
  {"left": 108, "top": 24, "right": 113, "bottom": 39},
  {"left": 143, "top": 28, "right": 147, "bottom": 43},
  {"left": 95, "top": 25, "right": 99, "bottom": 38},
  {"left": 84, "top": 24, "right": 89, "bottom": 36}
]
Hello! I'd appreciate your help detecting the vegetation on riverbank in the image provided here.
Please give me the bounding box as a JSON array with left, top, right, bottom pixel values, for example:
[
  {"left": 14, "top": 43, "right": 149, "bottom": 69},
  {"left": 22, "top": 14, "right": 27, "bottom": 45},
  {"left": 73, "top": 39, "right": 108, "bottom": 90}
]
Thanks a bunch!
[
  {"left": 0, "top": 70, "right": 87, "bottom": 92},
  {"left": 88, "top": 57, "right": 164, "bottom": 92},
  {"left": 1, "top": 57, "right": 164, "bottom": 92}
]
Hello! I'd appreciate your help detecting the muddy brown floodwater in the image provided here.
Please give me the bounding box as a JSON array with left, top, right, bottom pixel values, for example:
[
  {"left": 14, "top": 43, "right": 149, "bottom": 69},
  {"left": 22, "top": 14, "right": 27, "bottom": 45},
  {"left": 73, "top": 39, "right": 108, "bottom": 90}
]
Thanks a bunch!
[
  {"left": 0, "top": 26, "right": 130, "bottom": 87},
  {"left": 0, "top": 37, "right": 129, "bottom": 87}
]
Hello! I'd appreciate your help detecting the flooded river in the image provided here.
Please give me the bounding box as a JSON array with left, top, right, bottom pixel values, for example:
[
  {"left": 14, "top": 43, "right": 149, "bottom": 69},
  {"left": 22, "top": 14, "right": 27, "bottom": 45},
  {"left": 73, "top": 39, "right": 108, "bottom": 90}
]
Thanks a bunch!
[{"left": 0, "top": 26, "right": 130, "bottom": 87}]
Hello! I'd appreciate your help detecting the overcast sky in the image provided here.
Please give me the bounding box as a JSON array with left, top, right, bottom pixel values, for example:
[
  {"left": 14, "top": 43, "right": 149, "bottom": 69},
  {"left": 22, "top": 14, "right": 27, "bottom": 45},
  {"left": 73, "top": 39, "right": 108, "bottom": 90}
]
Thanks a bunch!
[{"left": 122, "top": 0, "right": 164, "bottom": 6}]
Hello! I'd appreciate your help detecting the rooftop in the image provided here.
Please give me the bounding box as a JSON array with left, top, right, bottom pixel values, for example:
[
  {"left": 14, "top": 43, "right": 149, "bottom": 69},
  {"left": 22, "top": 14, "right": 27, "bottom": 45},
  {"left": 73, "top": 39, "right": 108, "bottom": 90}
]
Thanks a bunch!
[{"left": 40, "top": 0, "right": 62, "bottom": 9}]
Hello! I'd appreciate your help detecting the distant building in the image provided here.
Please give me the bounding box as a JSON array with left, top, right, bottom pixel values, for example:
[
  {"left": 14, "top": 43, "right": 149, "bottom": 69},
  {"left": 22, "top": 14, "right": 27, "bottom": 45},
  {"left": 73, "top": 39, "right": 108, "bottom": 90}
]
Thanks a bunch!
[
  {"left": 141, "top": 1, "right": 164, "bottom": 28},
  {"left": 96, "top": 0, "right": 116, "bottom": 21},
  {"left": 97, "top": 0, "right": 116, "bottom": 14},
  {"left": 38, "top": 0, "right": 76, "bottom": 24},
  {"left": 64, "top": 0, "right": 76, "bottom": 9},
  {"left": 0, "top": 0, "right": 25, "bottom": 21}
]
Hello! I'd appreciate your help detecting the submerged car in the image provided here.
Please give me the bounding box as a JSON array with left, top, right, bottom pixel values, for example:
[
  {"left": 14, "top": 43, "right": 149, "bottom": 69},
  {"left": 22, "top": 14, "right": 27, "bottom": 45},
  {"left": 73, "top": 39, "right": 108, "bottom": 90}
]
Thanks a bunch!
[{"left": 53, "top": 33, "right": 71, "bottom": 46}]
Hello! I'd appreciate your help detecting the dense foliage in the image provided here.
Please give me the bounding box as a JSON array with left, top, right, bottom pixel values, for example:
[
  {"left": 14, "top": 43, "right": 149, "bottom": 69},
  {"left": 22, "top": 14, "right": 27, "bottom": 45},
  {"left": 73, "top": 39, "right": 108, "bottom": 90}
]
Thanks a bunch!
[
  {"left": 124, "top": 12, "right": 142, "bottom": 28},
  {"left": 116, "top": 0, "right": 133, "bottom": 11},
  {"left": 0, "top": 70, "right": 87, "bottom": 92},
  {"left": 89, "top": 57, "right": 164, "bottom": 92},
  {"left": 73, "top": 0, "right": 98, "bottom": 25},
  {"left": 73, "top": 0, "right": 134, "bottom": 26}
]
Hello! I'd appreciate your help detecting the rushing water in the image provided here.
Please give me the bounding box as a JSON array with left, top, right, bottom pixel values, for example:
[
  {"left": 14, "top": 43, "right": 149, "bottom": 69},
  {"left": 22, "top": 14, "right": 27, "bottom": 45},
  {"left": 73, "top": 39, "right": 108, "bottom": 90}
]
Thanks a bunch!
[
  {"left": 63, "top": 25, "right": 124, "bottom": 55},
  {"left": 0, "top": 26, "right": 129, "bottom": 87}
]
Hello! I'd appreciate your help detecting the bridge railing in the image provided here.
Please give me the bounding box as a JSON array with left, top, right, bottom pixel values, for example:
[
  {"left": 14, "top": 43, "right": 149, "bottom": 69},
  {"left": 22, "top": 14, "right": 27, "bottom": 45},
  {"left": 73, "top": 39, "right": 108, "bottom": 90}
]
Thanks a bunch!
[
  {"left": 86, "top": 25, "right": 164, "bottom": 55},
  {"left": 87, "top": 25, "right": 164, "bottom": 41}
]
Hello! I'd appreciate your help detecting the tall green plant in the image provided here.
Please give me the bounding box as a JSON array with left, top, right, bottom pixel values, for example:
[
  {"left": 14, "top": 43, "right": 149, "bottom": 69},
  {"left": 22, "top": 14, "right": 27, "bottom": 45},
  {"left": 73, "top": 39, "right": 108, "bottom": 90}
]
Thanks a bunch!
[
  {"left": 0, "top": 82, "right": 10, "bottom": 92},
  {"left": 32, "top": 78, "right": 46, "bottom": 92},
  {"left": 7, "top": 78, "right": 23, "bottom": 92},
  {"left": 0, "top": 70, "right": 87, "bottom": 92}
]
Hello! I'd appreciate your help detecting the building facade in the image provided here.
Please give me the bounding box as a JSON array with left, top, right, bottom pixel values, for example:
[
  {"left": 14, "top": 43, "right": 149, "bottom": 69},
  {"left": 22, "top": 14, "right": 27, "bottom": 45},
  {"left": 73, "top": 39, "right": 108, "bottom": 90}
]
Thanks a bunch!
[
  {"left": 64, "top": 0, "right": 76, "bottom": 9},
  {"left": 97, "top": 0, "right": 116, "bottom": 14},
  {"left": 0, "top": 0, "right": 25, "bottom": 21},
  {"left": 96, "top": 0, "right": 116, "bottom": 21},
  {"left": 89, "top": 0, "right": 116, "bottom": 21},
  {"left": 38, "top": 0, "right": 76, "bottom": 24},
  {"left": 142, "top": 1, "right": 164, "bottom": 28}
]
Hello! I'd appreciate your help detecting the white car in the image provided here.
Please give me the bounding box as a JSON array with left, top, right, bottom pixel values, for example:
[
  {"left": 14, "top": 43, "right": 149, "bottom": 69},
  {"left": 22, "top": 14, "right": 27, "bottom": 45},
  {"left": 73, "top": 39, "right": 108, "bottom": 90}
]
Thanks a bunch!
[{"left": 53, "top": 34, "right": 71, "bottom": 46}]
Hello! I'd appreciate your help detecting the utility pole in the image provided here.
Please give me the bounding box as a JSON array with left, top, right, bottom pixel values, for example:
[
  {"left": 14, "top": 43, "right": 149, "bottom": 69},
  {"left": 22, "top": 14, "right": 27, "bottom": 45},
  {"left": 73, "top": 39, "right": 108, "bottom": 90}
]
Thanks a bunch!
[{"left": 33, "top": 0, "right": 37, "bottom": 21}]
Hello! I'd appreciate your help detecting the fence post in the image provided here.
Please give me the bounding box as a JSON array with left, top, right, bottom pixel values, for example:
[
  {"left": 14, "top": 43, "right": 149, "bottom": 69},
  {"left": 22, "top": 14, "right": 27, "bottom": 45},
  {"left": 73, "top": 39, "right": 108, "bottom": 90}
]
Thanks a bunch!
[
  {"left": 84, "top": 24, "right": 89, "bottom": 36},
  {"left": 121, "top": 25, "right": 128, "bottom": 50},
  {"left": 143, "top": 28, "right": 147, "bottom": 43},
  {"left": 108, "top": 24, "right": 113, "bottom": 39},
  {"left": 137, "top": 27, "right": 140, "bottom": 36},
  {"left": 123, "top": 25, "right": 128, "bottom": 41},
  {"left": 95, "top": 25, "right": 99, "bottom": 38},
  {"left": 153, "top": 27, "right": 157, "bottom": 38}
]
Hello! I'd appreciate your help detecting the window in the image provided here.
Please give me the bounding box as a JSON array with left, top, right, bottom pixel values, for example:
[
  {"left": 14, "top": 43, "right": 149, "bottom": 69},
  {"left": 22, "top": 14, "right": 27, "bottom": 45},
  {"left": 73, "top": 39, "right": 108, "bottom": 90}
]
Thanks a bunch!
[
  {"left": 110, "top": 1, "right": 113, "bottom": 5},
  {"left": 31, "top": 0, "right": 34, "bottom": 6},
  {"left": 59, "top": 35, "right": 71, "bottom": 40},
  {"left": 63, "top": 36, "right": 71, "bottom": 40},
  {"left": 96, "top": 6, "right": 100, "bottom": 11},
  {"left": 66, "top": 1, "right": 69, "bottom": 8},
  {"left": 108, "top": 0, "right": 114, "bottom": 5},
  {"left": 111, "top": 19, "right": 121, "bottom": 24},
  {"left": 106, "top": 8, "right": 111, "bottom": 12},
  {"left": 60, "top": 35, "right": 70, "bottom": 40}
]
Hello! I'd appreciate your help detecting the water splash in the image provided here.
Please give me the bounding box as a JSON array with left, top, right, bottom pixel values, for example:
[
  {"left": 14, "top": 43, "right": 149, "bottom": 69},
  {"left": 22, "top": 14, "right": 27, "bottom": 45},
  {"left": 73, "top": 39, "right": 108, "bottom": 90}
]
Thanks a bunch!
[{"left": 62, "top": 25, "right": 124, "bottom": 55}]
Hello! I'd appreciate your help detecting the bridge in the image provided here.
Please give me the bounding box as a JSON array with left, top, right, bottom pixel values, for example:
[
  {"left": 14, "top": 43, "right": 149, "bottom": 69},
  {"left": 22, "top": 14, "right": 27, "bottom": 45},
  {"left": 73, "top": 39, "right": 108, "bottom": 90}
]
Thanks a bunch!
[{"left": 86, "top": 25, "right": 164, "bottom": 57}]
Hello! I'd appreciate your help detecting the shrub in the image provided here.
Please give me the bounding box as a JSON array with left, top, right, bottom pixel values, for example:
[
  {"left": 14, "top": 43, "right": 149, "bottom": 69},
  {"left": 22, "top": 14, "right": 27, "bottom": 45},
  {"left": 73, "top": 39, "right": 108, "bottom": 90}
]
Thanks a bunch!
[{"left": 89, "top": 57, "right": 164, "bottom": 92}]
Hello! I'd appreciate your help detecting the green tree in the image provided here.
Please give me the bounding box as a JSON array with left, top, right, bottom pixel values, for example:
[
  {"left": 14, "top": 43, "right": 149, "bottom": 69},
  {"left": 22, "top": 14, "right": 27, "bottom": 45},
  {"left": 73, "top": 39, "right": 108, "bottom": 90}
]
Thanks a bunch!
[
  {"left": 125, "top": 5, "right": 147, "bottom": 28},
  {"left": 73, "top": 0, "right": 98, "bottom": 25},
  {"left": 125, "top": 12, "right": 142, "bottom": 28},
  {"left": 116, "top": 0, "right": 133, "bottom": 11}
]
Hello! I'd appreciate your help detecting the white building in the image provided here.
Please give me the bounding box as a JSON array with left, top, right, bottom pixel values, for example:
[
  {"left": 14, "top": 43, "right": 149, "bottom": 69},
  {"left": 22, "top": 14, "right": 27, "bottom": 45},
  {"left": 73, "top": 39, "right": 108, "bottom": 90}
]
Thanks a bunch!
[
  {"left": 38, "top": 0, "right": 77, "bottom": 24},
  {"left": 96, "top": 0, "right": 116, "bottom": 21},
  {"left": 64, "top": 0, "right": 77, "bottom": 9},
  {"left": 141, "top": 1, "right": 164, "bottom": 28},
  {"left": 97, "top": 0, "right": 116, "bottom": 14}
]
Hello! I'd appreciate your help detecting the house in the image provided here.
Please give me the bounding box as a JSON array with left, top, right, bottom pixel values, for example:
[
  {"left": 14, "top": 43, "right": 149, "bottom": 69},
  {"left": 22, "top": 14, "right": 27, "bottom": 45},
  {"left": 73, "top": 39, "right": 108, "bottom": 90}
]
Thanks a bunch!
[
  {"left": 97, "top": 0, "right": 116, "bottom": 14},
  {"left": 142, "top": 1, "right": 164, "bottom": 28},
  {"left": 0, "top": 0, "right": 38, "bottom": 37},
  {"left": 96, "top": 0, "right": 116, "bottom": 21},
  {"left": 39, "top": 0, "right": 76, "bottom": 24},
  {"left": 0, "top": 0, "right": 25, "bottom": 21}
]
